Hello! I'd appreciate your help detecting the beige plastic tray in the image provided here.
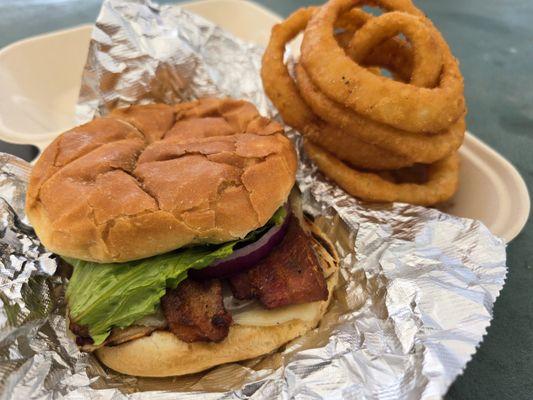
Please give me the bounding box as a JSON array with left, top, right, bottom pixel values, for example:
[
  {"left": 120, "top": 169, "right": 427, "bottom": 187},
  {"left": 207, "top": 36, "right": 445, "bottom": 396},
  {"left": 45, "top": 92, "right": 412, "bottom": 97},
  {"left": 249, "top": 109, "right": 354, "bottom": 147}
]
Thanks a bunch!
[{"left": 0, "top": 0, "right": 529, "bottom": 242}]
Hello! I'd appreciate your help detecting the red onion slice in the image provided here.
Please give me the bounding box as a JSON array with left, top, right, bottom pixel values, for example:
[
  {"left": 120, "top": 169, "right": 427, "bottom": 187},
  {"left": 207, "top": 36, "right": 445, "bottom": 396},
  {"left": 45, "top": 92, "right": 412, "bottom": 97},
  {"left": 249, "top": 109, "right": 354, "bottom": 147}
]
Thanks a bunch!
[{"left": 190, "top": 206, "right": 290, "bottom": 279}]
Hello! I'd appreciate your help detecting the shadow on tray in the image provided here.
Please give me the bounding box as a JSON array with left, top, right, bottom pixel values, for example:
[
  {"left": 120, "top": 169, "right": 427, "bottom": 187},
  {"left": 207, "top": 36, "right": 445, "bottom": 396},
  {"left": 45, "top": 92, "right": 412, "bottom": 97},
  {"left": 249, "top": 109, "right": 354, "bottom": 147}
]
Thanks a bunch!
[{"left": 0, "top": 140, "right": 40, "bottom": 162}]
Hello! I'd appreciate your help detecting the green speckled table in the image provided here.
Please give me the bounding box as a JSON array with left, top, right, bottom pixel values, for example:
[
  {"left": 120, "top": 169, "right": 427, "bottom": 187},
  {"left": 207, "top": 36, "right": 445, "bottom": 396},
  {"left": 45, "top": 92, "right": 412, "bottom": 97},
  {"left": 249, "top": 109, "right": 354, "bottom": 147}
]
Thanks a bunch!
[{"left": 0, "top": 0, "right": 532, "bottom": 398}]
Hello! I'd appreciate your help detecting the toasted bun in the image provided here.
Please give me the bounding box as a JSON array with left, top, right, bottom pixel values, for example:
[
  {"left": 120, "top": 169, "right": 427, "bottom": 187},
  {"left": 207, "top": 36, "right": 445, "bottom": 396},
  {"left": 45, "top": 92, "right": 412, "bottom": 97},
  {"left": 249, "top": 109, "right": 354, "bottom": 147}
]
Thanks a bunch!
[
  {"left": 95, "top": 221, "right": 339, "bottom": 377},
  {"left": 26, "top": 98, "right": 297, "bottom": 263}
]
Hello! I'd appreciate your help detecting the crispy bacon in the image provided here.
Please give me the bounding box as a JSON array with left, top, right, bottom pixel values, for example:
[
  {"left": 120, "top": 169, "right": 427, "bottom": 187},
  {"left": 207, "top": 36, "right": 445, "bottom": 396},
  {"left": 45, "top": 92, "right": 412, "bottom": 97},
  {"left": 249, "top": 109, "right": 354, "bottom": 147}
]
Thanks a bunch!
[
  {"left": 161, "top": 279, "right": 232, "bottom": 343},
  {"left": 229, "top": 215, "right": 328, "bottom": 308}
]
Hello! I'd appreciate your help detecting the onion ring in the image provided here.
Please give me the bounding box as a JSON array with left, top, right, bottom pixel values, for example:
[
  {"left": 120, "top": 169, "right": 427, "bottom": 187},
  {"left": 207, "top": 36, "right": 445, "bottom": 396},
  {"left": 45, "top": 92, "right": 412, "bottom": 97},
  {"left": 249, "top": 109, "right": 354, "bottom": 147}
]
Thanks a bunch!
[
  {"left": 261, "top": 7, "right": 414, "bottom": 170},
  {"left": 295, "top": 63, "right": 465, "bottom": 164},
  {"left": 361, "top": 38, "right": 413, "bottom": 83},
  {"left": 304, "top": 140, "right": 460, "bottom": 205},
  {"left": 295, "top": 3, "right": 465, "bottom": 163},
  {"left": 262, "top": 1, "right": 465, "bottom": 205},
  {"left": 347, "top": 11, "right": 442, "bottom": 88},
  {"left": 261, "top": 7, "right": 317, "bottom": 131},
  {"left": 334, "top": 8, "right": 414, "bottom": 82},
  {"left": 300, "top": 0, "right": 466, "bottom": 133},
  {"left": 302, "top": 121, "right": 412, "bottom": 170}
]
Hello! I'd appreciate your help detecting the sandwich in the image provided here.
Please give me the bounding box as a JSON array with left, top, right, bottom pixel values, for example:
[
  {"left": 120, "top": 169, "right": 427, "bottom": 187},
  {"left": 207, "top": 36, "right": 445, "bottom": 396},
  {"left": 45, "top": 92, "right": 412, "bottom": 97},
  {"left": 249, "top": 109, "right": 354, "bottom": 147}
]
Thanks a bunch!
[{"left": 25, "top": 98, "right": 339, "bottom": 377}]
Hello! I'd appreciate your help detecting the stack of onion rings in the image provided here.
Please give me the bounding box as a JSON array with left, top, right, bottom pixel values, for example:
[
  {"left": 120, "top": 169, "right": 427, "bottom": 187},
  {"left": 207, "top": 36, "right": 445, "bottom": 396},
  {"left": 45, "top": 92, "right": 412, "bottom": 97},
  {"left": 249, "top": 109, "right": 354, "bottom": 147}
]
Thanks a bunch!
[{"left": 261, "top": 0, "right": 466, "bottom": 205}]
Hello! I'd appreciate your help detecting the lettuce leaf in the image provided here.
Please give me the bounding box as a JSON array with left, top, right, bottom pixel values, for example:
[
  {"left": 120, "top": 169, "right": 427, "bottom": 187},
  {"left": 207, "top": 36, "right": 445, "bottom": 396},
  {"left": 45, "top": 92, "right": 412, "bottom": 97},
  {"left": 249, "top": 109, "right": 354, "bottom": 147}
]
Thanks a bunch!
[
  {"left": 270, "top": 205, "right": 287, "bottom": 226},
  {"left": 65, "top": 207, "right": 286, "bottom": 345},
  {"left": 65, "top": 243, "right": 237, "bottom": 345}
]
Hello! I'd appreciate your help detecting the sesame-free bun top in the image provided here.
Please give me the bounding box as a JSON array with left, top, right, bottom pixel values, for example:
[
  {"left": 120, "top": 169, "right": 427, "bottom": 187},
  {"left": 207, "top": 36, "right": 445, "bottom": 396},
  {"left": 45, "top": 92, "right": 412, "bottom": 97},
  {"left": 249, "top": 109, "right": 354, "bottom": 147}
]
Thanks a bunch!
[{"left": 26, "top": 98, "right": 297, "bottom": 263}]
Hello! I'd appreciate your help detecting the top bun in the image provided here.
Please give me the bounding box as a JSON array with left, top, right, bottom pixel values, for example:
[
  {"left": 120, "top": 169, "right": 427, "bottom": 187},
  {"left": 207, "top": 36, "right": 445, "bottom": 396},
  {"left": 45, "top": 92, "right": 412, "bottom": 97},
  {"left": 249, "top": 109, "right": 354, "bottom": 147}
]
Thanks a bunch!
[{"left": 26, "top": 98, "right": 297, "bottom": 263}]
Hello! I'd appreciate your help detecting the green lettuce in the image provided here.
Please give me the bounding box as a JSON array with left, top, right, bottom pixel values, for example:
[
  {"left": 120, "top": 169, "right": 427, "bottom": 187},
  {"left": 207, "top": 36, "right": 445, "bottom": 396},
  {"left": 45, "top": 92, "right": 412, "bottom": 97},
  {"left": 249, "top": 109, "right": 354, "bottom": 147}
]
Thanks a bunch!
[
  {"left": 270, "top": 205, "right": 287, "bottom": 226},
  {"left": 65, "top": 243, "right": 236, "bottom": 345},
  {"left": 65, "top": 207, "right": 287, "bottom": 345}
]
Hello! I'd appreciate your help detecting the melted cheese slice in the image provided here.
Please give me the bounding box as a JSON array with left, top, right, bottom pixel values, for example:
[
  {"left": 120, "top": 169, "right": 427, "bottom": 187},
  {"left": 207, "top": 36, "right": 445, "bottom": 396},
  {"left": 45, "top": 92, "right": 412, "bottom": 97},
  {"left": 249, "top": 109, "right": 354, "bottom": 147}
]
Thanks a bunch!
[
  {"left": 223, "top": 277, "right": 335, "bottom": 326},
  {"left": 134, "top": 295, "right": 323, "bottom": 328},
  {"left": 230, "top": 299, "right": 322, "bottom": 326}
]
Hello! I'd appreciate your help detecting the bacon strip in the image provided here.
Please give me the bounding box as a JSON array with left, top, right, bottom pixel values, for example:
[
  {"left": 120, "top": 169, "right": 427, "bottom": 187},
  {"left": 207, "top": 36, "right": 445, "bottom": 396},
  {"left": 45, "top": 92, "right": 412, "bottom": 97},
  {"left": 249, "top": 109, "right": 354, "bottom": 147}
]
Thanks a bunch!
[
  {"left": 229, "top": 215, "right": 328, "bottom": 308},
  {"left": 161, "top": 279, "right": 232, "bottom": 343}
]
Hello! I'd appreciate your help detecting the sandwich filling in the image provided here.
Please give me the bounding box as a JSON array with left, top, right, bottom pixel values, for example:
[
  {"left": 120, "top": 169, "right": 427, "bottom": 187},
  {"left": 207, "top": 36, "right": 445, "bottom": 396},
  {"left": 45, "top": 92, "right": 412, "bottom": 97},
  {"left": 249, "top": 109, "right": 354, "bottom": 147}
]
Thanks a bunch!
[{"left": 66, "top": 208, "right": 335, "bottom": 349}]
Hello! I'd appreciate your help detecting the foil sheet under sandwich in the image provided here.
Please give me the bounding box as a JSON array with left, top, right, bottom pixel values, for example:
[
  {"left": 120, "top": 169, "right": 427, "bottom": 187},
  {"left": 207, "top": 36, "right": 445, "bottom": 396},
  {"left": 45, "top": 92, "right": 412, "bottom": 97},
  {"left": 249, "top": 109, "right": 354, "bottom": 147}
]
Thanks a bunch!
[{"left": 0, "top": 0, "right": 506, "bottom": 398}]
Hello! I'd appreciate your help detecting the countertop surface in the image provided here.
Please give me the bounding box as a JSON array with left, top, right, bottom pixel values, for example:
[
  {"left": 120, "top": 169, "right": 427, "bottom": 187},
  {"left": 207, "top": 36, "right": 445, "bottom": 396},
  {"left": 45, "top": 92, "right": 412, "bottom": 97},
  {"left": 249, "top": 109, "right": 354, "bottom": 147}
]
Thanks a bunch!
[{"left": 0, "top": 0, "right": 532, "bottom": 398}]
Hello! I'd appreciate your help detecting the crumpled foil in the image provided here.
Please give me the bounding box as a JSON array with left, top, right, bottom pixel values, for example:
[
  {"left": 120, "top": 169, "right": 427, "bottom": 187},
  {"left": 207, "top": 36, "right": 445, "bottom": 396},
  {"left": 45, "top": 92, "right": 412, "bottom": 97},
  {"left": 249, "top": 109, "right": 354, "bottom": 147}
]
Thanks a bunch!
[{"left": 0, "top": 0, "right": 507, "bottom": 399}]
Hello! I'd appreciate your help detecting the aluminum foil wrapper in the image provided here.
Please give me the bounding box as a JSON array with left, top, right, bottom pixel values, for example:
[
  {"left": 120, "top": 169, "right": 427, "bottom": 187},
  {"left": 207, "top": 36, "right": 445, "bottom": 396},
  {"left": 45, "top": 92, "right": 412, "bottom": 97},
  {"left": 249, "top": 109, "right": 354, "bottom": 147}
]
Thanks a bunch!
[{"left": 0, "top": 0, "right": 507, "bottom": 398}]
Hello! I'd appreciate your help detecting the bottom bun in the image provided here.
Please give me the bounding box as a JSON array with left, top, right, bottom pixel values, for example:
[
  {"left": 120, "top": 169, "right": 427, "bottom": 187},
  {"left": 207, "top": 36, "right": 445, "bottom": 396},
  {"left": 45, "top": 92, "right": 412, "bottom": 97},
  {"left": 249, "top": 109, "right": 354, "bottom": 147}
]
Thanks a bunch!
[
  {"left": 96, "top": 221, "right": 339, "bottom": 377},
  {"left": 96, "top": 272, "right": 337, "bottom": 377}
]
